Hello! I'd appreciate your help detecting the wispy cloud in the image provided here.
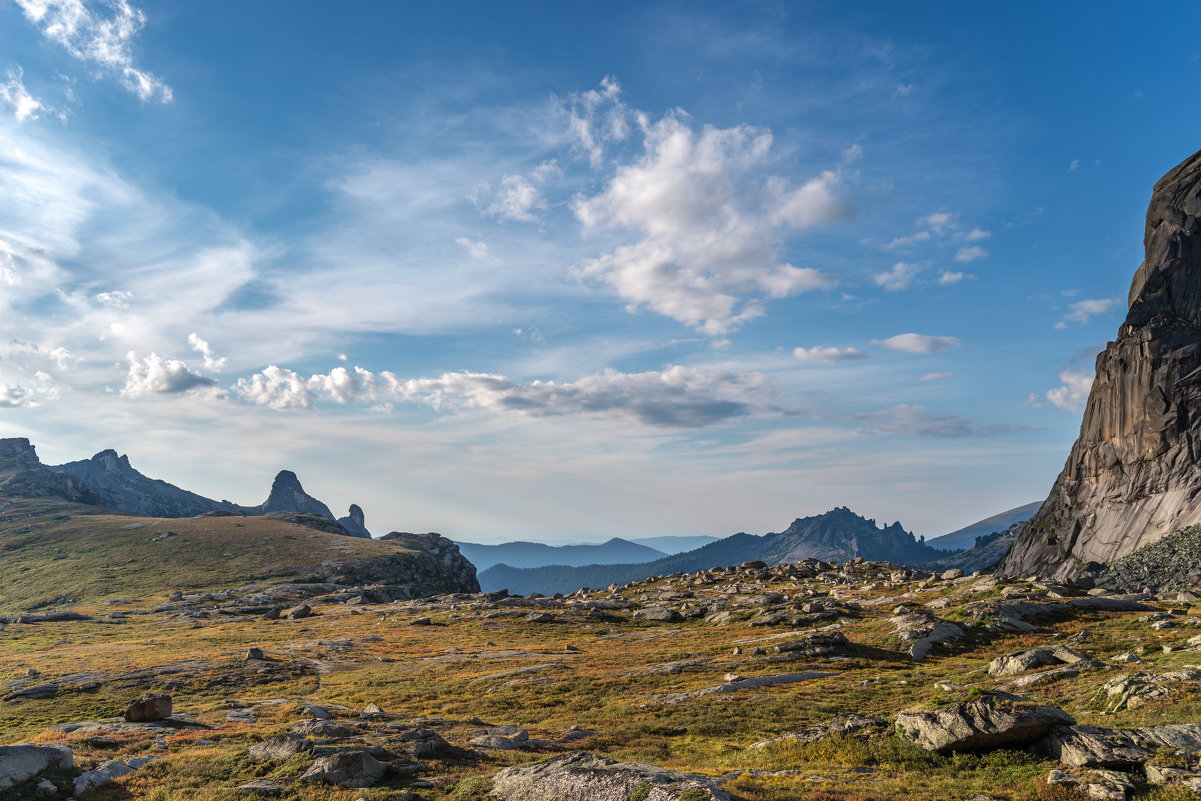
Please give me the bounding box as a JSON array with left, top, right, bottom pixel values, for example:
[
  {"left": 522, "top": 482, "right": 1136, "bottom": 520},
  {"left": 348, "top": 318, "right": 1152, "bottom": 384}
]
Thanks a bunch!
[
  {"left": 873, "top": 333, "right": 961, "bottom": 354},
  {"left": 793, "top": 345, "right": 869, "bottom": 364},
  {"left": 1055, "top": 297, "right": 1119, "bottom": 328},
  {"left": 14, "top": 0, "right": 172, "bottom": 102},
  {"left": 954, "top": 245, "right": 988, "bottom": 263},
  {"left": 873, "top": 262, "right": 921, "bottom": 292},
  {"left": 0, "top": 67, "right": 42, "bottom": 122},
  {"left": 855, "top": 404, "right": 1025, "bottom": 438}
]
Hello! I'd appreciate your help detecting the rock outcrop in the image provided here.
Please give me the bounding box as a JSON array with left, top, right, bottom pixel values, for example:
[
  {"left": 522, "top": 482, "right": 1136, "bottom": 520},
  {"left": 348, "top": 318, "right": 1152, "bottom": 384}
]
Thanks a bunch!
[
  {"left": 489, "top": 751, "right": 732, "bottom": 801},
  {"left": 51, "top": 449, "right": 237, "bottom": 517},
  {"left": 1003, "top": 149, "right": 1201, "bottom": 581},
  {"left": 259, "top": 470, "right": 335, "bottom": 520},
  {"left": 0, "top": 438, "right": 104, "bottom": 506},
  {"left": 895, "top": 692, "right": 1075, "bottom": 753},
  {"left": 336, "top": 504, "right": 372, "bottom": 539}
]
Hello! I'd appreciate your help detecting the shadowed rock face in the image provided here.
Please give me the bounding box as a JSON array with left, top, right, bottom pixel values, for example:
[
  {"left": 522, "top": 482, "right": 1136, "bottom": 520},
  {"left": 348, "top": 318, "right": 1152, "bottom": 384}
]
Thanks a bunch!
[
  {"left": 1002, "top": 149, "right": 1201, "bottom": 581},
  {"left": 51, "top": 449, "right": 236, "bottom": 517},
  {"left": 260, "top": 470, "right": 335, "bottom": 520},
  {"left": 0, "top": 438, "right": 104, "bottom": 506},
  {"left": 337, "top": 504, "right": 372, "bottom": 539}
]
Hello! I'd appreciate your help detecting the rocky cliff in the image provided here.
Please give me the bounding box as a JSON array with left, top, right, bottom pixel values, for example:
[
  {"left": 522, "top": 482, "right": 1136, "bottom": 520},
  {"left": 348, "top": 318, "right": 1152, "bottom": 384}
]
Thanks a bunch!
[
  {"left": 0, "top": 438, "right": 104, "bottom": 506},
  {"left": 1002, "top": 149, "right": 1201, "bottom": 581},
  {"left": 51, "top": 449, "right": 236, "bottom": 518},
  {"left": 758, "top": 506, "right": 950, "bottom": 565},
  {"left": 336, "top": 504, "right": 373, "bottom": 539},
  {"left": 259, "top": 470, "right": 336, "bottom": 519}
]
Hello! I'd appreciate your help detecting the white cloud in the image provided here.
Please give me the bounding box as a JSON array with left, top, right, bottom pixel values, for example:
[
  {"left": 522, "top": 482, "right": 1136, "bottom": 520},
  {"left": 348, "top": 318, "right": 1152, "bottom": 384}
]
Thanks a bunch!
[
  {"left": 572, "top": 90, "right": 849, "bottom": 334},
  {"left": 873, "top": 262, "right": 921, "bottom": 292},
  {"left": 14, "top": 0, "right": 172, "bottom": 102},
  {"left": 121, "top": 352, "right": 219, "bottom": 396},
  {"left": 920, "top": 372, "right": 952, "bottom": 381},
  {"left": 187, "top": 332, "right": 227, "bottom": 371},
  {"left": 937, "top": 270, "right": 970, "bottom": 285},
  {"left": 1069, "top": 159, "right": 1080, "bottom": 171},
  {"left": 480, "top": 174, "right": 545, "bottom": 222},
  {"left": 793, "top": 346, "right": 869, "bottom": 365},
  {"left": 48, "top": 346, "right": 77, "bottom": 369},
  {"left": 962, "top": 227, "right": 990, "bottom": 242},
  {"left": 882, "top": 230, "right": 931, "bottom": 250},
  {"left": 1, "top": 68, "right": 43, "bottom": 123},
  {"left": 954, "top": 245, "right": 988, "bottom": 263},
  {"left": 0, "top": 383, "right": 36, "bottom": 407},
  {"left": 917, "top": 211, "right": 954, "bottom": 232},
  {"left": 455, "top": 236, "right": 491, "bottom": 260},
  {"left": 874, "top": 333, "right": 961, "bottom": 354},
  {"left": 95, "top": 289, "right": 133, "bottom": 307},
  {"left": 564, "top": 75, "right": 629, "bottom": 167},
  {"left": 1045, "top": 366, "right": 1094, "bottom": 412},
  {"left": 236, "top": 362, "right": 767, "bottom": 428},
  {"left": 1055, "top": 297, "right": 1119, "bottom": 328}
]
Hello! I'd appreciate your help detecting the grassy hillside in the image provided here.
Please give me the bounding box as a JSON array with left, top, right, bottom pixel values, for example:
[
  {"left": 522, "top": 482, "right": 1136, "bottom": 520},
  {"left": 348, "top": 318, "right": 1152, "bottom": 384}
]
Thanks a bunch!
[{"left": 0, "top": 499, "right": 428, "bottom": 611}]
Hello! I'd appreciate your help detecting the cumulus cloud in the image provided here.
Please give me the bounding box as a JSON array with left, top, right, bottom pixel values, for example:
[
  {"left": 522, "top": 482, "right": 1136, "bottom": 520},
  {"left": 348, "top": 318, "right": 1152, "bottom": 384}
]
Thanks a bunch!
[
  {"left": 14, "top": 0, "right": 172, "bottom": 102},
  {"left": 187, "top": 332, "right": 227, "bottom": 371},
  {"left": 0, "top": 383, "right": 36, "bottom": 407},
  {"left": 882, "top": 230, "right": 931, "bottom": 250},
  {"left": 874, "top": 333, "right": 961, "bottom": 354},
  {"left": 572, "top": 86, "right": 848, "bottom": 334},
  {"left": 48, "top": 346, "right": 77, "bottom": 369},
  {"left": 1055, "top": 297, "right": 1119, "bottom": 329},
  {"left": 917, "top": 211, "right": 954, "bottom": 233},
  {"left": 1, "top": 68, "right": 42, "bottom": 122},
  {"left": 873, "top": 262, "right": 921, "bottom": 292},
  {"left": 962, "top": 227, "right": 990, "bottom": 242},
  {"left": 1045, "top": 366, "right": 1094, "bottom": 411},
  {"left": 954, "top": 245, "right": 988, "bottom": 263},
  {"left": 794, "top": 346, "right": 869, "bottom": 364},
  {"left": 236, "top": 363, "right": 766, "bottom": 427},
  {"left": 121, "top": 352, "right": 219, "bottom": 396}
]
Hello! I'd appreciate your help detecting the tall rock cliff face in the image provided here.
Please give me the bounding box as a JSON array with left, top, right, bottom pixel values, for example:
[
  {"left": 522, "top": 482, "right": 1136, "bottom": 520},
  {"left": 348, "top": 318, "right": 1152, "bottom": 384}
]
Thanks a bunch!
[
  {"left": 1002, "top": 149, "right": 1201, "bottom": 581},
  {"left": 259, "top": 470, "right": 335, "bottom": 520},
  {"left": 51, "top": 449, "right": 236, "bottom": 518},
  {"left": 336, "top": 504, "right": 373, "bottom": 539},
  {"left": 0, "top": 438, "right": 104, "bottom": 506}
]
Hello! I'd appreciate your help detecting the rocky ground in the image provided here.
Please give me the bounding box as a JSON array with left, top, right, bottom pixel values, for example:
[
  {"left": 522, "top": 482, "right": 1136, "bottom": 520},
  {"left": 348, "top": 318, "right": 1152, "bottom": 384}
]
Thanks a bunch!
[{"left": 4, "top": 559, "right": 1201, "bottom": 800}]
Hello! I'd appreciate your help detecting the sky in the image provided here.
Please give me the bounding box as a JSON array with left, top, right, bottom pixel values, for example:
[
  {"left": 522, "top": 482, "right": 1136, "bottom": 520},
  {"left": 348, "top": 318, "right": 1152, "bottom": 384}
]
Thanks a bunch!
[{"left": 1, "top": 1, "right": 1199, "bottom": 544}]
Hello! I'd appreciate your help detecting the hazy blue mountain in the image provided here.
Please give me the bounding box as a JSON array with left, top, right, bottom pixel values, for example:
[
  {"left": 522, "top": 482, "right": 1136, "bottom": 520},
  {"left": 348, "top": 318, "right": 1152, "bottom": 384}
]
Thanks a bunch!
[
  {"left": 926, "top": 502, "right": 1041, "bottom": 551},
  {"left": 454, "top": 537, "right": 667, "bottom": 571},
  {"left": 627, "top": 535, "right": 720, "bottom": 554},
  {"left": 478, "top": 507, "right": 953, "bottom": 595}
]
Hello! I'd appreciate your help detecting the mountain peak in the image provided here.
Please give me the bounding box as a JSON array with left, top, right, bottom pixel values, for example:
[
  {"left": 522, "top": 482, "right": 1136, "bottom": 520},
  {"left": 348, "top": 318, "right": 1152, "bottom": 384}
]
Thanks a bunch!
[
  {"left": 261, "top": 470, "right": 334, "bottom": 521},
  {"left": 271, "top": 470, "right": 304, "bottom": 491}
]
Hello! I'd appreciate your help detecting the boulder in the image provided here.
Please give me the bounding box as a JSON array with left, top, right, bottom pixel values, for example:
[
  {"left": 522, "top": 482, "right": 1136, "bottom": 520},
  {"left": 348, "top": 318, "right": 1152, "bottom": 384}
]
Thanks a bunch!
[
  {"left": 633, "top": 607, "right": 683, "bottom": 623},
  {"left": 289, "top": 719, "right": 357, "bottom": 738},
  {"left": 988, "top": 645, "right": 1091, "bottom": 676},
  {"left": 248, "top": 734, "right": 313, "bottom": 761},
  {"left": 752, "top": 713, "right": 886, "bottom": 749},
  {"left": 285, "top": 604, "right": 312, "bottom": 620},
  {"left": 299, "top": 750, "right": 386, "bottom": 787},
  {"left": 0, "top": 744, "right": 73, "bottom": 790},
  {"left": 73, "top": 756, "right": 159, "bottom": 797},
  {"left": 1037, "top": 725, "right": 1150, "bottom": 768},
  {"left": 895, "top": 692, "right": 1075, "bottom": 753},
  {"left": 489, "top": 751, "right": 731, "bottom": 801},
  {"left": 124, "top": 694, "right": 172, "bottom": 722}
]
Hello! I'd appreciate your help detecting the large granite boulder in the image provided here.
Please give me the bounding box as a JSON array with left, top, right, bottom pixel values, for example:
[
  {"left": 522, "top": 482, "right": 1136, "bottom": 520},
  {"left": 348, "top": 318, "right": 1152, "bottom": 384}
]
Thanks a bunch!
[
  {"left": 1003, "top": 149, "right": 1201, "bottom": 581},
  {"left": 895, "top": 692, "right": 1074, "bottom": 753},
  {"left": 0, "top": 744, "right": 73, "bottom": 790},
  {"left": 489, "top": 751, "right": 731, "bottom": 801}
]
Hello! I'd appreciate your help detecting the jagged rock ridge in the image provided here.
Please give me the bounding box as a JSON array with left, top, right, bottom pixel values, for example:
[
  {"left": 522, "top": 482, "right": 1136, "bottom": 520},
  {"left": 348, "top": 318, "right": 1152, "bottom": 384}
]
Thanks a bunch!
[
  {"left": 0, "top": 438, "right": 104, "bottom": 506},
  {"left": 51, "top": 449, "right": 237, "bottom": 518},
  {"left": 1003, "top": 149, "right": 1201, "bottom": 581}
]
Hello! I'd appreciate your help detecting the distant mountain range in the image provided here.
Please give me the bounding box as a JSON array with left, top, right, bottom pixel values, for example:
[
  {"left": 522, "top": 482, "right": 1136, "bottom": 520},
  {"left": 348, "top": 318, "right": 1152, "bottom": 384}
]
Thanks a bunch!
[
  {"left": 925, "top": 501, "right": 1041, "bottom": 551},
  {"left": 0, "top": 438, "right": 374, "bottom": 539},
  {"left": 478, "top": 507, "right": 958, "bottom": 595},
  {"left": 455, "top": 538, "right": 668, "bottom": 571}
]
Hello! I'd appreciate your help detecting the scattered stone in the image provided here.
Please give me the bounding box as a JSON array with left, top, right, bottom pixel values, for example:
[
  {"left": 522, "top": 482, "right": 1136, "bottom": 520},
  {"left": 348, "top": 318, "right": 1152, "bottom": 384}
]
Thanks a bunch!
[
  {"left": 285, "top": 604, "right": 312, "bottom": 620},
  {"left": 489, "top": 751, "right": 732, "bottom": 800},
  {"left": 895, "top": 692, "right": 1074, "bottom": 753},
  {"left": 124, "top": 694, "right": 172, "bottom": 722}
]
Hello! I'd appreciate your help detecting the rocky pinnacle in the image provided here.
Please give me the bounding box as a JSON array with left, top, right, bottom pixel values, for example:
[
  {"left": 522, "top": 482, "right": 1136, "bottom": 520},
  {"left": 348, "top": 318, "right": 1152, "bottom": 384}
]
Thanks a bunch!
[{"left": 1002, "top": 149, "right": 1201, "bottom": 581}]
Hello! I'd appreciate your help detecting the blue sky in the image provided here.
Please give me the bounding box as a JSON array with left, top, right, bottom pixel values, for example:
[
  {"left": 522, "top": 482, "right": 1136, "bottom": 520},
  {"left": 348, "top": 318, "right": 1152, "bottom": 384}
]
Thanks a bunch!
[{"left": 1, "top": 1, "right": 1199, "bottom": 543}]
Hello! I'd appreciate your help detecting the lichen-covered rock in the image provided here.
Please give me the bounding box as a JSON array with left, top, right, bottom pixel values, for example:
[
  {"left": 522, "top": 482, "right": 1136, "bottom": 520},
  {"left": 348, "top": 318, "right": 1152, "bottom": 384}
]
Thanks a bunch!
[
  {"left": 1003, "top": 149, "right": 1201, "bottom": 581},
  {"left": 895, "top": 692, "right": 1074, "bottom": 753},
  {"left": 489, "top": 751, "right": 731, "bottom": 801},
  {"left": 248, "top": 734, "right": 313, "bottom": 761},
  {"left": 299, "top": 750, "right": 386, "bottom": 787},
  {"left": 988, "top": 645, "right": 1091, "bottom": 676},
  {"left": 752, "top": 713, "right": 886, "bottom": 749},
  {"left": 124, "top": 694, "right": 172, "bottom": 722},
  {"left": 0, "top": 744, "right": 73, "bottom": 790},
  {"left": 1037, "top": 725, "right": 1150, "bottom": 768}
]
